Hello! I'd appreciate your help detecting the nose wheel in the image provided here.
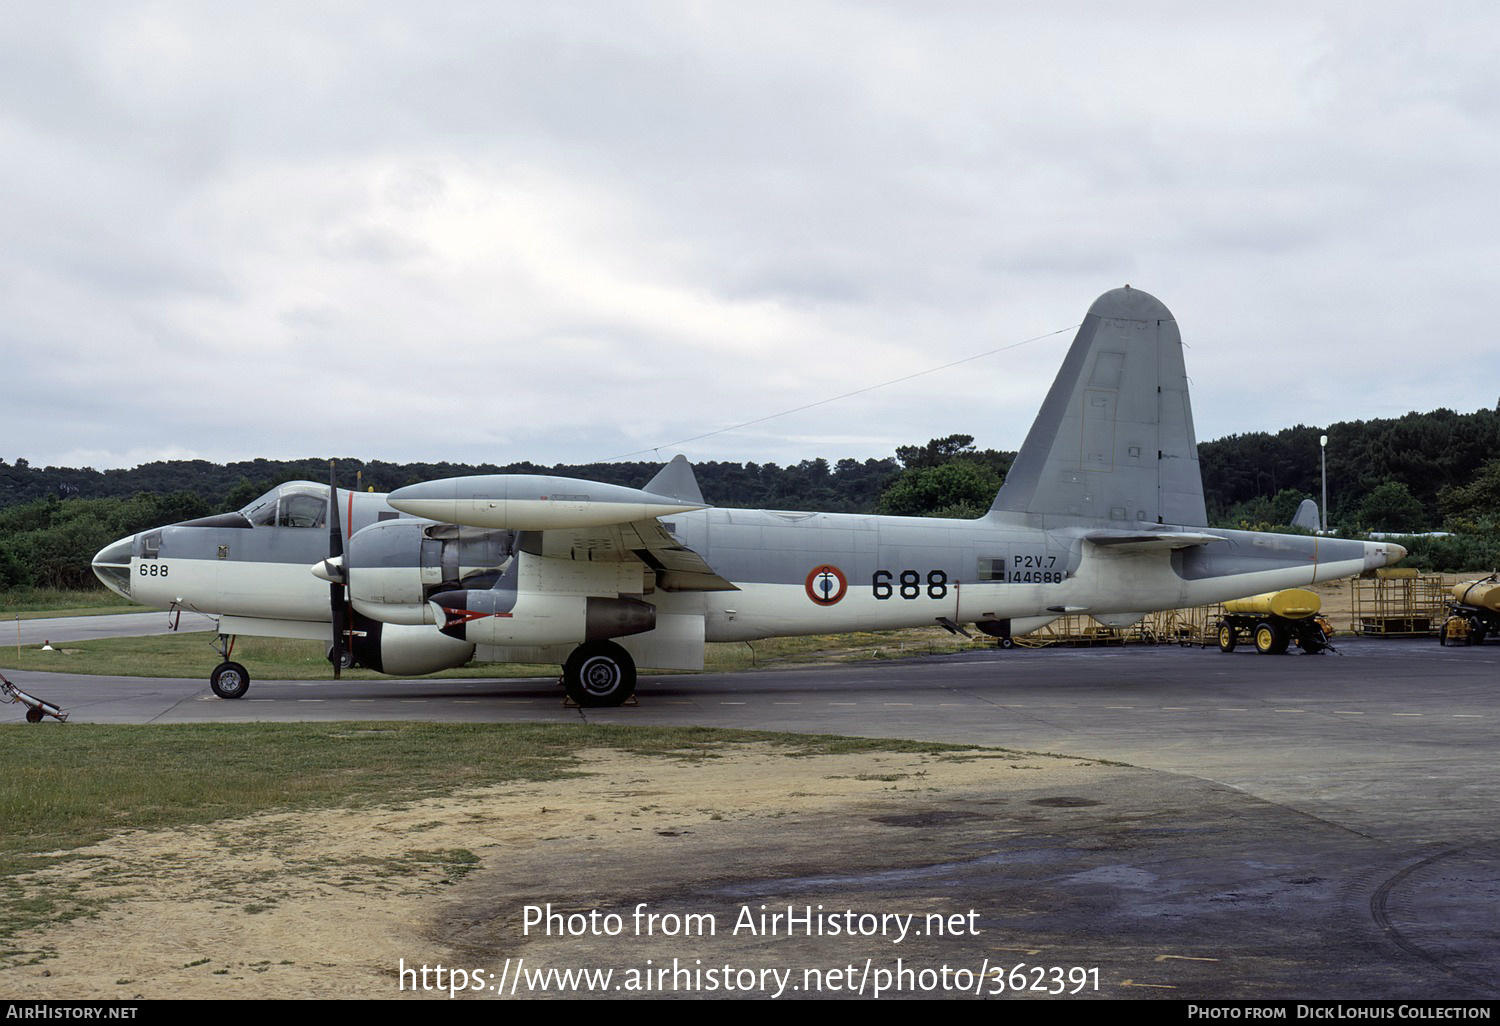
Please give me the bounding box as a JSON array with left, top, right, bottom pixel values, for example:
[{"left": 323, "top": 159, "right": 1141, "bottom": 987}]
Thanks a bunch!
[
  {"left": 210, "top": 661, "right": 251, "bottom": 699},
  {"left": 207, "top": 633, "right": 250, "bottom": 699}
]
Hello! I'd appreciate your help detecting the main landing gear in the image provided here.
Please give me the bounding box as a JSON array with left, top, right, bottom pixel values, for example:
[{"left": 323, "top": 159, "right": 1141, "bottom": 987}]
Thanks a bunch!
[
  {"left": 202, "top": 632, "right": 641, "bottom": 706},
  {"left": 209, "top": 634, "right": 250, "bottom": 699},
  {"left": 561, "top": 641, "right": 637, "bottom": 707}
]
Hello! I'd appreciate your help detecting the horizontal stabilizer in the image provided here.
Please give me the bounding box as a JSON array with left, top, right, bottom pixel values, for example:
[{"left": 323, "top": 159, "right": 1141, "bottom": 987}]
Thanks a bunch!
[{"left": 1083, "top": 530, "right": 1222, "bottom": 552}]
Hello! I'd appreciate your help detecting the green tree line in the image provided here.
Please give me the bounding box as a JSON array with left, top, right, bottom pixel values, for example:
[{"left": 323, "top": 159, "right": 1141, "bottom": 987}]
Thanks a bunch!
[
  {"left": 1197, "top": 405, "right": 1500, "bottom": 531},
  {"left": 0, "top": 492, "right": 210, "bottom": 591},
  {"left": 0, "top": 455, "right": 901, "bottom": 517},
  {"left": 5, "top": 401, "right": 1500, "bottom": 591}
]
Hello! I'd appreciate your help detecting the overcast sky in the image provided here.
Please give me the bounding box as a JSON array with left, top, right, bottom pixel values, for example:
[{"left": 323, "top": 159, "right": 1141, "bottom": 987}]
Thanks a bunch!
[{"left": 4, "top": 2, "right": 1498, "bottom": 473}]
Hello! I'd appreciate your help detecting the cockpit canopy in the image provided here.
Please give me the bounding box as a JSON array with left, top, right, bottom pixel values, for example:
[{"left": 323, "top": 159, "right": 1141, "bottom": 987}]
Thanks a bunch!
[{"left": 239, "top": 481, "right": 330, "bottom": 529}]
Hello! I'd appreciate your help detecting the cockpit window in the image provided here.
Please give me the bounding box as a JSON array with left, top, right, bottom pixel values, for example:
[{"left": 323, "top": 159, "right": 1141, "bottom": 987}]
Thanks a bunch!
[{"left": 240, "top": 482, "right": 330, "bottom": 529}]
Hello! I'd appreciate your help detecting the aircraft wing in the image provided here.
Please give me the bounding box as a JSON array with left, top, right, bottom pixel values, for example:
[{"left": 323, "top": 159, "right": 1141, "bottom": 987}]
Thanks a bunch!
[
  {"left": 533, "top": 518, "right": 738, "bottom": 592},
  {"left": 388, "top": 456, "right": 736, "bottom": 592}
]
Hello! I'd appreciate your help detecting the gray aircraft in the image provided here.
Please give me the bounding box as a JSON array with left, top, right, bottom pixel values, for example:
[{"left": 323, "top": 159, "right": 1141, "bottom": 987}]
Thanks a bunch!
[{"left": 92, "top": 286, "right": 1406, "bottom": 706}]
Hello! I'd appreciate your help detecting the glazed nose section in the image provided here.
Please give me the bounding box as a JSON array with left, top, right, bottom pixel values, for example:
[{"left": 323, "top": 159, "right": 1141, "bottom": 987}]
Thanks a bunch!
[{"left": 92, "top": 535, "right": 135, "bottom": 598}]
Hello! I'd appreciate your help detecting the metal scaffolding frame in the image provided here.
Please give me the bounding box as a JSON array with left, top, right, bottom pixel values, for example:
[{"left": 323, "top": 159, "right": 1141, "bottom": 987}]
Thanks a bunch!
[{"left": 1350, "top": 569, "right": 1451, "bottom": 637}]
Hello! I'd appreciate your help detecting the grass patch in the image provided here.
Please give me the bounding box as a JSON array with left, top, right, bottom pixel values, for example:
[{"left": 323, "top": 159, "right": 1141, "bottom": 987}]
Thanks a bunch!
[
  {"left": 0, "top": 624, "right": 994, "bottom": 680},
  {"left": 0, "top": 722, "right": 978, "bottom": 946},
  {"left": 707, "top": 629, "right": 991, "bottom": 671},
  {"left": 0, "top": 589, "right": 135, "bottom": 618},
  {"left": 0, "top": 632, "right": 561, "bottom": 680}
]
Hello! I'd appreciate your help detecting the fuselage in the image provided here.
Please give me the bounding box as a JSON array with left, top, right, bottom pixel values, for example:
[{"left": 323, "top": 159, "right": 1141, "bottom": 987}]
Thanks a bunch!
[
  {"left": 94, "top": 482, "right": 1405, "bottom": 653},
  {"left": 677, "top": 506, "right": 1401, "bottom": 641}
]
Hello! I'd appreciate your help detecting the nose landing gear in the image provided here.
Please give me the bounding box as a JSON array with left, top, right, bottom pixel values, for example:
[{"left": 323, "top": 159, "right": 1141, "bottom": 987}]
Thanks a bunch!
[{"left": 209, "top": 633, "right": 250, "bottom": 699}]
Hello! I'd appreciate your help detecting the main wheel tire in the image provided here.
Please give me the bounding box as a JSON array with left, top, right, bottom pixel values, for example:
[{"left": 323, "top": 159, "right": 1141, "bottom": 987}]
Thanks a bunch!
[
  {"left": 1218, "top": 624, "right": 1237, "bottom": 653},
  {"left": 1254, "top": 621, "right": 1289, "bottom": 655},
  {"left": 562, "top": 642, "right": 636, "bottom": 707},
  {"left": 210, "top": 661, "right": 251, "bottom": 699}
]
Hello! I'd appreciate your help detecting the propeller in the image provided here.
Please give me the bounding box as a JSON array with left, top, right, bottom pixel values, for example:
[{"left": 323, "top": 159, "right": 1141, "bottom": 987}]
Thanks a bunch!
[{"left": 327, "top": 461, "right": 349, "bottom": 678}]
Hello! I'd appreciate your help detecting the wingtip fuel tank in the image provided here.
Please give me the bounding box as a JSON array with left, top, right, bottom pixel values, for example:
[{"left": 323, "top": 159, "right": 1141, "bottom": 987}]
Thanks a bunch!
[{"left": 388, "top": 475, "right": 708, "bottom": 530}]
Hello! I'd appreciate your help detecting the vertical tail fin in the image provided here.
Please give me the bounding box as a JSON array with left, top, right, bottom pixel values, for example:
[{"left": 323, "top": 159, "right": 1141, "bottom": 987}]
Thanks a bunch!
[
  {"left": 1291, "top": 498, "right": 1321, "bottom": 532},
  {"left": 990, "top": 286, "right": 1207, "bottom": 527},
  {"left": 644, "top": 454, "right": 706, "bottom": 505}
]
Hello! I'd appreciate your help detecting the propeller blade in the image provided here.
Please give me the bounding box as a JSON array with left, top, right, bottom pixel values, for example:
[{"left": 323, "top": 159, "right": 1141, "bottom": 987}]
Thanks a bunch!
[{"left": 328, "top": 461, "right": 347, "bottom": 679}]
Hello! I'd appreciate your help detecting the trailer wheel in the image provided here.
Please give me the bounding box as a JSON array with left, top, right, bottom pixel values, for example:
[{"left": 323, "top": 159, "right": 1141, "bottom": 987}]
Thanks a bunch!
[
  {"left": 1218, "top": 624, "right": 1237, "bottom": 652},
  {"left": 1468, "top": 617, "right": 1487, "bottom": 646},
  {"left": 1254, "top": 621, "right": 1289, "bottom": 655}
]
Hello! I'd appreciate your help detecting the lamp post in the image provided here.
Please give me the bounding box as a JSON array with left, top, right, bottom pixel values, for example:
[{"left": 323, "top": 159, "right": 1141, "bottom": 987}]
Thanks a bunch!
[{"left": 1320, "top": 434, "right": 1328, "bottom": 533}]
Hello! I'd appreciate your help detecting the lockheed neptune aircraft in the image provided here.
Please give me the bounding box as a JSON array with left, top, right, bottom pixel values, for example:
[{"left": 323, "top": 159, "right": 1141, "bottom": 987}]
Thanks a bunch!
[{"left": 92, "top": 287, "right": 1406, "bottom": 706}]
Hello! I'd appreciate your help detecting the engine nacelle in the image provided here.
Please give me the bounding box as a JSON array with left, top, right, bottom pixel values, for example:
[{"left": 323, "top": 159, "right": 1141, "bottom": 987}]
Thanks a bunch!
[
  {"left": 431, "top": 588, "right": 656, "bottom": 647},
  {"left": 347, "top": 615, "right": 476, "bottom": 676},
  {"left": 343, "top": 520, "right": 511, "bottom": 625}
]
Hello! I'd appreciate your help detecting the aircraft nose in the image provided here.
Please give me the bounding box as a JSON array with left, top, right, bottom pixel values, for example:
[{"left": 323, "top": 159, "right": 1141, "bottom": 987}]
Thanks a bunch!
[{"left": 92, "top": 535, "right": 135, "bottom": 598}]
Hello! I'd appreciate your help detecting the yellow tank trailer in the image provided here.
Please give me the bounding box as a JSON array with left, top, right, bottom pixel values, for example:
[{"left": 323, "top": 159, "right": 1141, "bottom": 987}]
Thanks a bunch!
[
  {"left": 1439, "top": 575, "right": 1500, "bottom": 646},
  {"left": 1223, "top": 589, "right": 1321, "bottom": 620},
  {"left": 1216, "top": 588, "right": 1333, "bottom": 655}
]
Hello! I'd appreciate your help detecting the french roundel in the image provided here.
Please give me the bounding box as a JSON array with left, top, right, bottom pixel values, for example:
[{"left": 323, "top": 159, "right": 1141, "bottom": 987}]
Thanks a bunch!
[{"left": 804, "top": 565, "right": 848, "bottom": 606}]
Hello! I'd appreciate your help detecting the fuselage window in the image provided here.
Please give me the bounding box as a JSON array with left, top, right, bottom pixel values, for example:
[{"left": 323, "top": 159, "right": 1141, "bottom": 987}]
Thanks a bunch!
[{"left": 277, "top": 494, "right": 327, "bottom": 528}]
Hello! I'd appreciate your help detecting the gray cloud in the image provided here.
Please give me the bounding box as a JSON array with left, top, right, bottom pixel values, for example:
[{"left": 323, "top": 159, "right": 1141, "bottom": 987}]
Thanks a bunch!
[{"left": 3, "top": 2, "right": 1497, "bottom": 472}]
